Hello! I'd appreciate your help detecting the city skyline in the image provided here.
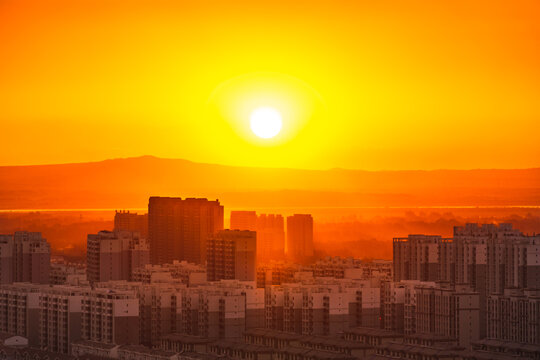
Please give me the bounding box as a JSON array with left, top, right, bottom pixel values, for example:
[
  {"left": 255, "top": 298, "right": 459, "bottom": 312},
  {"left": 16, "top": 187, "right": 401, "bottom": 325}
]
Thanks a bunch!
[{"left": 0, "top": 0, "right": 539, "bottom": 358}]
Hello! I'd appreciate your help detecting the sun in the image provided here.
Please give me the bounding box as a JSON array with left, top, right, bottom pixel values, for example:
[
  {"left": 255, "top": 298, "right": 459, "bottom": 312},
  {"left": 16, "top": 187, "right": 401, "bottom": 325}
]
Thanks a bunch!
[{"left": 250, "top": 107, "right": 282, "bottom": 139}]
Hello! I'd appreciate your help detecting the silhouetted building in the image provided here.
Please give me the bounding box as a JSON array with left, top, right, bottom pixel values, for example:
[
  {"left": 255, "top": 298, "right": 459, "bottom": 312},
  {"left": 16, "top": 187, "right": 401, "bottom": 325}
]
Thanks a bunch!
[
  {"left": 257, "top": 214, "right": 285, "bottom": 261},
  {"left": 207, "top": 230, "right": 257, "bottom": 281},
  {"left": 0, "top": 232, "right": 50, "bottom": 284},
  {"left": 148, "top": 197, "right": 224, "bottom": 265},
  {"left": 230, "top": 211, "right": 257, "bottom": 231},
  {"left": 114, "top": 210, "right": 148, "bottom": 238},
  {"left": 286, "top": 214, "right": 314, "bottom": 262},
  {"left": 86, "top": 230, "right": 150, "bottom": 283}
]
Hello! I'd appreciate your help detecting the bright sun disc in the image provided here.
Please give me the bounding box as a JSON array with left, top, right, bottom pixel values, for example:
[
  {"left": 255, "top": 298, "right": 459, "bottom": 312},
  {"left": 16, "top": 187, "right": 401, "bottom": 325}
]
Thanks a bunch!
[{"left": 250, "top": 107, "right": 282, "bottom": 139}]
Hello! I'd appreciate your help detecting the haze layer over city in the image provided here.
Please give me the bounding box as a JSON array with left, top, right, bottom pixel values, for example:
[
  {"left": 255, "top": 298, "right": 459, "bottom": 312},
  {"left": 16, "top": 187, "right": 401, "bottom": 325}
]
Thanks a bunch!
[{"left": 0, "top": 1, "right": 539, "bottom": 360}]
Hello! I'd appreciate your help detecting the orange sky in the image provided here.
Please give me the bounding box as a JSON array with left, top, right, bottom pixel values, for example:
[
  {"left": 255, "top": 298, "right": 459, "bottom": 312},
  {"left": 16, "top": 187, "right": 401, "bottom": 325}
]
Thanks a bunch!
[{"left": 1, "top": 0, "right": 539, "bottom": 170}]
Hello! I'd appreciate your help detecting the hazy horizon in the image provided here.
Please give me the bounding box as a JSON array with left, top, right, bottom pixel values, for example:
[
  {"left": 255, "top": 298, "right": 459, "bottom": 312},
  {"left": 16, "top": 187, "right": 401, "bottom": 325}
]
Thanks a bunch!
[{"left": 2, "top": 154, "right": 540, "bottom": 172}]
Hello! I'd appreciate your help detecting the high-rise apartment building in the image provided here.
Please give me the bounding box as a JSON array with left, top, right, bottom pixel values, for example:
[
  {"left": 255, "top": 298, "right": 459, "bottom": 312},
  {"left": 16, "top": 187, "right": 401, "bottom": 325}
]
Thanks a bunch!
[
  {"left": 99, "top": 279, "right": 264, "bottom": 342},
  {"left": 415, "top": 283, "right": 480, "bottom": 347},
  {"left": 0, "top": 232, "right": 50, "bottom": 284},
  {"left": 148, "top": 197, "right": 224, "bottom": 265},
  {"left": 114, "top": 210, "right": 149, "bottom": 238},
  {"left": 230, "top": 211, "right": 285, "bottom": 262},
  {"left": 286, "top": 214, "right": 314, "bottom": 262},
  {"left": 393, "top": 235, "right": 450, "bottom": 282},
  {"left": 453, "top": 223, "right": 540, "bottom": 295},
  {"left": 392, "top": 223, "right": 540, "bottom": 341},
  {"left": 230, "top": 211, "right": 257, "bottom": 231},
  {"left": 86, "top": 230, "right": 150, "bottom": 283},
  {"left": 207, "top": 230, "right": 257, "bottom": 281},
  {"left": 487, "top": 288, "right": 540, "bottom": 345},
  {"left": 394, "top": 224, "right": 540, "bottom": 291},
  {"left": 265, "top": 278, "right": 381, "bottom": 335},
  {"left": 0, "top": 283, "right": 139, "bottom": 354},
  {"left": 257, "top": 214, "right": 285, "bottom": 261}
]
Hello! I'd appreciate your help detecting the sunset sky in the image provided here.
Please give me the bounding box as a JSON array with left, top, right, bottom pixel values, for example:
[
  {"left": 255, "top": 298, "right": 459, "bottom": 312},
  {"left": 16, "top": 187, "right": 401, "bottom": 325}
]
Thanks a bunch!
[{"left": 1, "top": 0, "right": 539, "bottom": 170}]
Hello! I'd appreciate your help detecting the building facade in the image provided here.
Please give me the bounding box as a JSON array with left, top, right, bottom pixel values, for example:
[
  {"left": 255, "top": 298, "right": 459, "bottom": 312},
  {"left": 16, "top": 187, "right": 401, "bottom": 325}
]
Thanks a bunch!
[
  {"left": 286, "top": 214, "right": 314, "bottom": 263},
  {"left": 0, "top": 232, "right": 50, "bottom": 284},
  {"left": 148, "top": 197, "right": 224, "bottom": 265},
  {"left": 86, "top": 230, "right": 150, "bottom": 283},
  {"left": 114, "top": 211, "right": 148, "bottom": 238},
  {"left": 207, "top": 230, "right": 257, "bottom": 282}
]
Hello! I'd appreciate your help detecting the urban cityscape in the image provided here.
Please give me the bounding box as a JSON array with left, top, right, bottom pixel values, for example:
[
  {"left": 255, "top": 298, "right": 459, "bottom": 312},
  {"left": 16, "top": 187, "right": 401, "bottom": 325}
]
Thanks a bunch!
[
  {"left": 0, "top": 197, "right": 538, "bottom": 359},
  {"left": 1, "top": 1, "right": 539, "bottom": 360}
]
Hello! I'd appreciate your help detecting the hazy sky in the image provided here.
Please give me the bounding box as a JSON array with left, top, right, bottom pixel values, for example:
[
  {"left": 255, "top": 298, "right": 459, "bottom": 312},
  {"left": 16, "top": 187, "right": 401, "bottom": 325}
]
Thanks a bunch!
[{"left": 1, "top": 0, "right": 539, "bottom": 170}]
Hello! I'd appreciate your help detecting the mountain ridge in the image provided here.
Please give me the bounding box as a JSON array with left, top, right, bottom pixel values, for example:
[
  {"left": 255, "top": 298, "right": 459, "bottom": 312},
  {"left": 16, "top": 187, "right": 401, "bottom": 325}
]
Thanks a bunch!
[{"left": 1, "top": 156, "right": 539, "bottom": 210}]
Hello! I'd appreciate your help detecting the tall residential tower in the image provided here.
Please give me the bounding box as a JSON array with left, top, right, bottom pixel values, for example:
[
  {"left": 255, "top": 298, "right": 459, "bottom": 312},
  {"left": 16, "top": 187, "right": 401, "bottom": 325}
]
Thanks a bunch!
[{"left": 148, "top": 197, "right": 224, "bottom": 264}]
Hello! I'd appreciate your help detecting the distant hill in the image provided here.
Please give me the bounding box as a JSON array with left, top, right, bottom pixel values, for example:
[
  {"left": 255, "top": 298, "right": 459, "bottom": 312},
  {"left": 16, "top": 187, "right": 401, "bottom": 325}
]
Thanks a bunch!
[{"left": 0, "top": 156, "right": 539, "bottom": 209}]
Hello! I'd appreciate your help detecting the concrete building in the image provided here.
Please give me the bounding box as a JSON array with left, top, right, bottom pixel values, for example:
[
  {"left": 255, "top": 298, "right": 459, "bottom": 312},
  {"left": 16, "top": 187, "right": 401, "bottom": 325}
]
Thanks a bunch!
[
  {"left": 453, "top": 223, "right": 540, "bottom": 338},
  {"left": 160, "top": 334, "right": 212, "bottom": 354},
  {"left": 286, "top": 214, "right": 314, "bottom": 263},
  {"left": 0, "top": 284, "right": 139, "bottom": 354},
  {"left": 392, "top": 223, "right": 540, "bottom": 340},
  {"left": 93, "top": 281, "right": 186, "bottom": 346},
  {"left": 131, "top": 261, "right": 206, "bottom": 286},
  {"left": 453, "top": 223, "right": 540, "bottom": 295},
  {"left": 230, "top": 211, "right": 257, "bottom": 231},
  {"left": 0, "top": 283, "right": 41, "bottom": 345},
  {"left": 265, "top": 278, "right": 381, "bottom": 335},
  {"left": 380, "top": 280, "right": 438, "bottom": 334},
  {"left": 368, "top": 335, "right": 464, "bottom": 360},
  {"left": 0, "top": 232, "right": 50, "bottom": 284},
  {"left": 257, "top": 214, "right": 285, "bottom": 262},
  {"left": 98, "top": 279, "right": 264, "bottom": 343},
  {"left": 148, "top": 197, "right": 224, "bottom": 265},
  {"left": 415, "top": 283, "right": 480, "bottom": 347},
  {"left": 257, "top": 262, "right": 299, "bottom": 288},
  {"left": 393, "top": 235, "right": 448, "bottom": 282},
  {"left": 487, "top": 288, "right": 540, "bottom": 345},
  {"left": 207, "top": 230, "right": 257, "bottom": 282},
  {"left": 72, "top": 341, "right": 180, "bottom": 360},
  {"left": 308, "top": 256, "right": 362, "bottom": 279},
  {"left": 86, "top": 230, "right": 150, "bottom": 283},
  {"left": 49, "top": 264, "right": 88, "bottom": 286},
  {"left": 343, "top": 327, "right": 403, "bottom": 347},
  {"left": 381, "top": 280, "right": 480, "bottom": 347},
  {"left": 114, "top": 211, "right": 149, "bottom": 238}
]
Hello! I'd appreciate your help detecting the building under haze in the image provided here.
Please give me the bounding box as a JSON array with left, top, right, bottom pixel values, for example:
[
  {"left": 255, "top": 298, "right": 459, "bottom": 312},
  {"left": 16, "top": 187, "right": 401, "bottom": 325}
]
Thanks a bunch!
[
  {"left": 231, "top": 211, "right": 285, "bottom": 262},
  {"left": 0, "top": 231, "right": 50, "bottom": 284},
  {"left": 86, "top": 230, "right": 150, "bottom": 283},
  {"left": 114, "top": 210, "right": 148, "bottom": 238},
  {"left": 286, "top": 214, "right": 314, "bottom": 263},
  {"left": 257, "top": 214, "right": 285, "bottom": 261},
  {"left": 148, "top": 197, "right": 224, "bottom": 265},
  {"left": 230, "top": 211, "right": 257, "bottom": 231},
  {"left": 207, "top": 230, "right": 257, "bottom": 281}
]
